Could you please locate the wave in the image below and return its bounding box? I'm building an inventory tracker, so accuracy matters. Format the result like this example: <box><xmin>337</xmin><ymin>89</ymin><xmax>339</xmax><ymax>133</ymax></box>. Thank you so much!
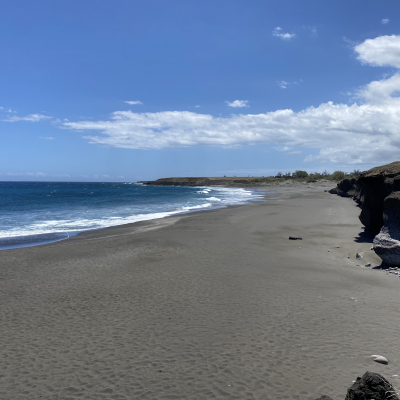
<box><xmin>206</xmin><ymin>197</ymin><xmax>222</xmax><ymax>202</ymax></box>
<box><xmin>0</xmin><ymin>184</ymin><xmax>264</xmax><ymax>250</ymax></box>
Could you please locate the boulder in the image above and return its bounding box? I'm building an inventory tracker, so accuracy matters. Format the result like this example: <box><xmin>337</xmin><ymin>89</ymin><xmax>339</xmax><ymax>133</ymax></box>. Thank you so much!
<box><xmin>345</xmin><ymin>371</ymin><xmax>398</xmax><ymax>400</ymax></box>
<box><xmin>373</xmin><ymin>192</ymin><xmax>400</xmax><ymax>265</ymax></box>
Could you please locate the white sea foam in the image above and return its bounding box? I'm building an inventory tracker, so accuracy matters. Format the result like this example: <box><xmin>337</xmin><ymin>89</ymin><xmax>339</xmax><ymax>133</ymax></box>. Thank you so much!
<box><xmin>206</xmin><ymin>197</ymin><xmax>222</xmax><ymax>202</ymax></box>
<box><xmin>0</xmin><ymin>184</ymin><xmax>264</xmax><ymax>248</ymax></box>
<box><xmin>180</xmin><ymin>203</ymin><xmax>213</xmax><ymax>211</ymax></box>
<box><xmin>197</xmin><ymin>189</ymin><xmax>211</xmax><ymax>194</ymax></box>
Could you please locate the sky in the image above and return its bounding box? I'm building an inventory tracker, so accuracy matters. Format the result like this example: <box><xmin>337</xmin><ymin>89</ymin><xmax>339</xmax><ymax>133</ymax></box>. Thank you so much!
<box><xmin>1</xmin><ymin>0</ymin><xmax>400</xmax><ymax>181</ymax></box>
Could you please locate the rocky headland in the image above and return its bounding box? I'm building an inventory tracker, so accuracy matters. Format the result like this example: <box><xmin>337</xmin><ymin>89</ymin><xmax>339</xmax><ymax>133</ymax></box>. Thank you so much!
<box><xmin>139</xmin><ymin>176</ymin><xmax>280</xmax><ymax>187</ymax></box>
<box><xmin>330</xmin><ymin>161</ymin><xmax>400</xmax><ymax>265</ymax></box>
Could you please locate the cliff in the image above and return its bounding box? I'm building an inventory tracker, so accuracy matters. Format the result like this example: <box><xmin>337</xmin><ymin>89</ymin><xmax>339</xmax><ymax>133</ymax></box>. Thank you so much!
<box><xmin>356</xmin><ymin>162</ymin><xmax>400</xmax><ymax>233</ymax></box>
<box><xmin>330</xmin><ymin>162</ymin><xmax>400</xmax><ymax>265</ymax></box>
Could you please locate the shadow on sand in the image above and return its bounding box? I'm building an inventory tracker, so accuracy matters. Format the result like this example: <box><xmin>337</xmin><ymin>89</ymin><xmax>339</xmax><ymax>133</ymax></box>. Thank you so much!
<box><xmin>354</xmin><ymin>228</ymin><xmax>376</xmax><ymax>244</ymax></box>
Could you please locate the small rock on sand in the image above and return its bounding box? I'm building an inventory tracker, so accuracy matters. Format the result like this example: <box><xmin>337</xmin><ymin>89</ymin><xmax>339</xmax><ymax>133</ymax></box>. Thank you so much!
<box><xmin>356</xmin><ymin>252</ymin><xmax>363</xmax><ymax>260</ymax></box>
<box><xmin>371</xmin><ymin>355</ymin><xmax>389</xmax><ymax>365</ymax></box>
<box><xmin>289</xmin><ymin>236</ymin><xmax>302</xmax><ymax>240</ymax></box>
<box><xmin>365</xmin><ymin>263</ymin><xmax>371</xmax><ymax>267</ymax></box>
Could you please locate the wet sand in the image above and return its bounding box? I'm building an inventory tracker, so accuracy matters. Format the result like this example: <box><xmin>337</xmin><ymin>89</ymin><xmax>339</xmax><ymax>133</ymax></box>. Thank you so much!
<box><xmin>1</xmin><ymin>184</ymin><xmax>399</xmax><ymax>400</ymax></box>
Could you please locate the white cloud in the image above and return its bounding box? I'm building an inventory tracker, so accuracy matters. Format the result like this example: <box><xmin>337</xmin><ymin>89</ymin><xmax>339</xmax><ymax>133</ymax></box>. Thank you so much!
<box><xmin>355</xmin><ymin>35</ymin><xmax>400</xmax><ymax>68</ymax></box>
<box><xmin>195</xmin><ymin>105</ymin><xmax>200</xmax><ymax>108</ymax></box>
<box><xmin>272</xmin><ymin>27</ymin><xmax>296</xmax><ymax>40</ymax></box>
<box><xmin>226</xmin><ymin>100</ymin><xmax>249</xmax><ymax>108</ymax></box>
<box><xmin>278</xmin><ymin>80</ymin><xmax>289</xmax><ymax>89</ymax></box>
<box><xmin>125</xmin><ymin>100</ymin><xmax>143</xmax><ymax>105</ymax></box>
<box><xmin>275</xmin><ymin>146</ymin><xmax>291</xmax><ymax>151</ymax></box>
<box><xmin>381</xmin><ymin>19</ymin><xmax>390</xmax><ymax>25</ymax></box>
<box><xmin>287</xmin><ymin>151</ymin><xmax>302</xmax><ymax>155</ymax></box>
<box><xmin>5</xmin><ymin>172</ymin><xmax>48</xmax><ymax>177</ymax></box>
<box><xmin>4</xmin><ymin>114</ymin><xmax>52</xmax><ymax>122</ymax></box>
<box><xmin>61</xmin><ymin>35</ymin><xmax>400</xmax><ymax>165</ymax></box>
<box><xmin>40</xmin><ymin>136</ymin><xmax>54</xmax><ymax>140</ymax></box>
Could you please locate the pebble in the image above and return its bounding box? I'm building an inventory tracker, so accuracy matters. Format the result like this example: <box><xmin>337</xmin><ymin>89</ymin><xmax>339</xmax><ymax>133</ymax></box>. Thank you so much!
<box><xmin>371</xmin><ymin>355</ymin><xmax>388</xmax><ymax>365</ymax></box>
<box><xmin>365</xmin><ymin>263</ymin><xmax>371</xmax><ymax>267</ymax></box>
<box><xmin>356</xmin><ymin>252</ymin><xmax>363</xmax><ymax>260</ymax></box>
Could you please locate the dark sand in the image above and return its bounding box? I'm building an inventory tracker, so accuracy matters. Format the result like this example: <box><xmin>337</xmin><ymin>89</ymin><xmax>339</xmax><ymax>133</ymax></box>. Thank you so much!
<box><xmin>1</xmin><ymin>184</ymin><xmax>399</xmax><ymax>400</ymax></box>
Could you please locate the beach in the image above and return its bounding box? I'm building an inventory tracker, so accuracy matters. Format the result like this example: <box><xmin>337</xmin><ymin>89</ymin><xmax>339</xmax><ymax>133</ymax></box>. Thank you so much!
<box><xmin>1</xmin><ymin>184</ymin><xmax>399</xmax><ymax>400</ymax></box>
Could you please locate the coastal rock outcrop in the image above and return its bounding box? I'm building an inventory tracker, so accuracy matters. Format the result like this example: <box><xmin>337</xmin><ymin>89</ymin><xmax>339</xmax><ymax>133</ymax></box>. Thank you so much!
<box><xmin>330</xmin><ymin>162</ymin><xmax>400</xmax><ymax>265</ymax></box>
<box><xmin>140</xmin><ymin>177</ymin><xmax>217</xmax><ymax>186</ymax></box>
<box><xmin>329</xmin><ymin>178</ymin><xmax>363</xmax><ymax>204</ymax></box>
<box><xmin>356</xmin><ymin>162</ymin><xmax>400</xmax><ymax>233</ymax></box>
<box><xmin>373</xmin><ymin>192</ymin><xmax>400</xmax><ymax>265</ymax></box>
<box><xmin>344</xmin><ymin>371</ymin><xmax>398</xmax><ymax>400</ymax></box>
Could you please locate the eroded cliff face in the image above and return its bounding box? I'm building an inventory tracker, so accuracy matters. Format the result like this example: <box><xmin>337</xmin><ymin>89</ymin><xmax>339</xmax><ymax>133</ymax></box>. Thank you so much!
<box><xmin>329</xmin><ymin>178</ymin><xmax>363</xmax><ymax>204</ymax></box>
<box><xmin>356</xmin><ymin>162</ymin><xmax>400</xmax><ymax>233</ymax></box>
<box><xmin>330</xmin><ymin>162</ymin><xmax>400</xmax><ymax>265</ymax></box>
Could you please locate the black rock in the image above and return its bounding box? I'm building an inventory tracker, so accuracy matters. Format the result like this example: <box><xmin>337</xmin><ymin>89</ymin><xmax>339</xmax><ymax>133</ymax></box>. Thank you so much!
<box><xmin>345</xmin><ymin>371</ymin><xmax>399</xmax><ymax>400</ymax></box>
<box><xmin>357</xmin><ymin>162</ymin><xmax>400</xmax><ymax>233</ymax></box>
<box><xmin>329</xmin><ymin>178</ymin><xmax>363</xmax><ymax>204</ymax></box>
<box><xmin>289</xmin><ymin>236</ymin><xmax>302</xmax><ymax>240</ymax></box>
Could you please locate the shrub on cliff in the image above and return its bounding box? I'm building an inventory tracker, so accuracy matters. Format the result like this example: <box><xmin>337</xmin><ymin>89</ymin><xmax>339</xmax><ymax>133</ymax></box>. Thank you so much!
<box><xmin>295</xmin><ymin>170</ymin><xmax>308</xmax><ymax>178</ymax></box>
<box><xmin>331</xmin><ymin>171</ymin><xmax>346</xmax><ymax>181</ymax></box>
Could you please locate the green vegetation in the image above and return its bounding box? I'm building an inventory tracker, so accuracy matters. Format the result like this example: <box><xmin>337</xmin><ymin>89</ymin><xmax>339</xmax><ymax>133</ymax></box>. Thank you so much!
<box><xmin>331</xmin><ymin>171</ymin><xmax>345</xmax><ymax>181</ymax></box>
<box><xmin>229</xmin><ymin>169</ymin><xmax>363</xmax><ymax>185</ymax></box>
<box><xmin>294</xmin><ymin>170</ymin><xmax>308</xmax><ymax>178</ymax></box>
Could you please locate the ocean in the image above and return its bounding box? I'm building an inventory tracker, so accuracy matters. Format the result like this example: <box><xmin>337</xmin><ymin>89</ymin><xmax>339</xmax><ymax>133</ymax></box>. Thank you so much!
<box><xmin>0</xmin><ymin>182</ymin><xmax>263</xmax><ymax>250</ymax></box>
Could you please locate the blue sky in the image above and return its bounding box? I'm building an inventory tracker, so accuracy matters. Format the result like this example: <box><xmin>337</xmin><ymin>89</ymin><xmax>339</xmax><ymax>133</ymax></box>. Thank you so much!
<box><xmin>1</xmin><ymin>0</ymin><xmax>400</xmax><ymax>181</ymax></box>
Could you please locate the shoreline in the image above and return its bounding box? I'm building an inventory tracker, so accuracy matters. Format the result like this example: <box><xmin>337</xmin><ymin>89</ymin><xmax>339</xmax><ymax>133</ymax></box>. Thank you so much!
<box><xmin>0</xmin><ymin>185</ymin><xmax>266</xmax><ymax>251</ymax></box>
<box><xmin>1</xmin><ymin>183</ymin><xmax>398</xmax><ymax>400</ymax></box>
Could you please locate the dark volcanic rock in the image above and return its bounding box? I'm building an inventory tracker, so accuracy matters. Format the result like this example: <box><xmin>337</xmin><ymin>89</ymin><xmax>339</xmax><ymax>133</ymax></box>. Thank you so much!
<box><xmin>356</xmin><ymin>162</ymin><xmax>400</xmax><ymax>233</ymax></box>
<box><xmin>373</xmin><ymin>191</ymin><xmax>400</xmax><ymax>265</ymax></box>
<box><xmin>329</xmin><ymin>178</ymin><xmax>363</xmax><ymax>204</ymax></box>
<box><xmin>345</xmin><ymin>371</ymin><xmax>398</xmax><ymax>400</ymax></box>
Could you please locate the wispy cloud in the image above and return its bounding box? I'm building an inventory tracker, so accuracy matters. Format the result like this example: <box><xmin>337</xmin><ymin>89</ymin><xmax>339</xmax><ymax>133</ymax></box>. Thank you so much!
<box><xmin>125</xmin><ymin>100</ymin><xmax>143</xmax><ymax>105</ymax></box>
<box><xmin>275</xmin><ymin>146</ymin><xmax>291</xmax><ymax>152</ymax></box>
<box><xmin>272</xmin><ymin>27</ymin><xmax>296</xmax><ymax>41</ymax></box>
<box><xmin>39</xmin><ymin>137</ymin><xmax>54</xmax><ymax>140</ymax></box>
<box><xmin>3</xmin><ymin>114</ymin><xmax>52</xmax><ymax>122</ymax></box>
<box><xmin>381</xmin><ymin>18</ymin><xmax>390</xmax><ymax>25</ymax></box>
<box><xmin>226</xmin><ymin>100</ymin><xmax>249</xmax><ymax>108</ymax></box>
<box><xmin>277</xmin><ymin>79</ymin><xmax>302</xmax><ymax>89</ymax></box>
<box><xmin>278</xmin><ymin>80</ymin><xmax>289</xmax><ymax>89</ymax></box>
<box><xmin>195</xmin><ymin>105</ymin><xmax>200</xmax><ymax>108</ymax></box>
<box><xmin>287</xmin><ymin>151</ymin><xmax>302</xmax><ymax>155</ymax></box>
<box><xmin>303</xmin><ymin>25</ymin><xmax>317</xmax><ymax>36</ymax></box>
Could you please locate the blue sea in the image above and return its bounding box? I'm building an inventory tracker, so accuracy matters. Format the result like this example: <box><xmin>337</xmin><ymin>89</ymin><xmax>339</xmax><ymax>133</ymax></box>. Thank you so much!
<box><xmin>0</xmin><ymin>182</ymin><xmax>263</xmax><ymax>250</ymax></box>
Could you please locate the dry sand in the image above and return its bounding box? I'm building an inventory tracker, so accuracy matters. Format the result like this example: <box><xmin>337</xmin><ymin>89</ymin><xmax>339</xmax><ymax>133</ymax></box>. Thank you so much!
<box><xmin>1</xmin><ymin>184</ymin><xmax>399</xmax><ymax>400</ymax></box>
